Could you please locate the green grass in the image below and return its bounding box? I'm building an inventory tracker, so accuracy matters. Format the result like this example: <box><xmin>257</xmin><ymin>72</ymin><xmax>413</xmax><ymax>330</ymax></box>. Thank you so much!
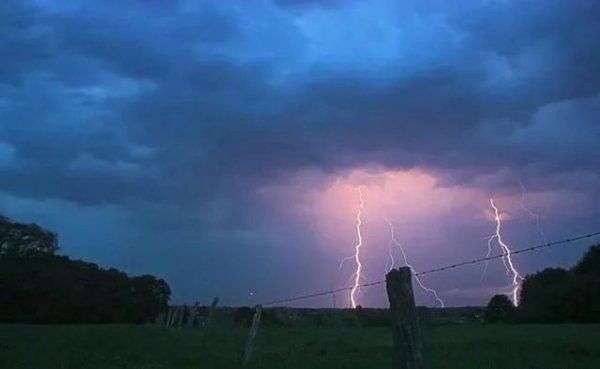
<box><xmin>1</xmin><ymin>324</ymin><xmax>599</xmax><ymax>368</ymax></box>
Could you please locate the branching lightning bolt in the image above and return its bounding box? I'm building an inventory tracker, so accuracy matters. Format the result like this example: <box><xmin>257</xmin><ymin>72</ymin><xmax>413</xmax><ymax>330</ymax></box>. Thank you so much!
<box><xmin>519</xmin><ymin>181</ymin><xmax>548</xmax><ymax>244</ymax></box>
<box><xmin>481</xmin><ymin>233</ymin><xmax>498</xmax><ymax>281</ymax></box>
<box><xmin>349</xmin><ymin>187</ymin><xmax>365</xmax><ymax>309</ymax></box>
<box><xmin>519</xmin><ymin>180</ymin><xmax>555</xmax><ymax>264</ymax></box>
<box><xmin>489</xmin><ymin>198</ymin><xmax>523</xmax><ymax>306</ymax></box>
<box><xmin>384</xmin><ymin>217</ymin><xmax>445</xmax><ymax>308</ymax></box>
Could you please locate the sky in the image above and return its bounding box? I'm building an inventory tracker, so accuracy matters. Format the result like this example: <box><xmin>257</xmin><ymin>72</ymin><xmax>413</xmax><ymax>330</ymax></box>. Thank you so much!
<box><xmin>1</xmin><ymin>0</ymin><xmax>599</xmax><ymax>308</ymax></box>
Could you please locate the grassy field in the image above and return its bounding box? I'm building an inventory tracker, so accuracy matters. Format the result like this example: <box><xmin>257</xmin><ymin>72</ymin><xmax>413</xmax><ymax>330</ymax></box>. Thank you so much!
<box><xmin>1</xmin><ymin>324</ymin><xmax>599</xmax><ymax>368</ymax></box>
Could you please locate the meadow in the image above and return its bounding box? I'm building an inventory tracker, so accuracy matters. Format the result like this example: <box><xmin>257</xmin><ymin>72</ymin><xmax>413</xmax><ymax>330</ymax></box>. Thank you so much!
<box><xmin>1</xmin><ymin>324</ymin><xmax>599</xmax><ymax>369</ymax></box>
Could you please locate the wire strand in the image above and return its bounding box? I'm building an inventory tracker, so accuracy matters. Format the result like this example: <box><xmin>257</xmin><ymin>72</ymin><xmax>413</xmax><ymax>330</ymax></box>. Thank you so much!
<box><xmin>261</xmin><ymin>231</ymin><xmax>600</xmax><ymax>306</ymax></box>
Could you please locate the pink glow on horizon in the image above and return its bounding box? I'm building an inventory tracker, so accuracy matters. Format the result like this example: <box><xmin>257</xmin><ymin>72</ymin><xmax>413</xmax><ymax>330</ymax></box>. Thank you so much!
<box><xmin>256</xmin><ymin>167</ymin><xmax>587</xmax><ymax>257</ymax></box>
<box><xmin>254</xmin><ymin>167</ymin><xmax>593</xmax><ymax>306</ymax></box>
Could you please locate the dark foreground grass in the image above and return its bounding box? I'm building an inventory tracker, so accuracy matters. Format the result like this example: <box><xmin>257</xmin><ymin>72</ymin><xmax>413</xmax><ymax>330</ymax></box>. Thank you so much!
<box><xmin>1</xmin><ymin>324</ymin><xmax>599</xmax><ymax>369</ymax></box>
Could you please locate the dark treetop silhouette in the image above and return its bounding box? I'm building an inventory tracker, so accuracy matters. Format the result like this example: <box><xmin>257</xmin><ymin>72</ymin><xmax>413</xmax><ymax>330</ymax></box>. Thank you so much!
<box><xmin>0</xmin><ymin>216</ymin><xmax>171</xmax><ymax>324</ymax></box>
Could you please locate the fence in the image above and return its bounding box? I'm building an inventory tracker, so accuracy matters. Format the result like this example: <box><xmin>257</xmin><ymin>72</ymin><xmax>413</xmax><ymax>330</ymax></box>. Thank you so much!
<box><xmin>161</xmin><ymin>231</ymin><xmax>600</xmax><ymax>368</ymax></box>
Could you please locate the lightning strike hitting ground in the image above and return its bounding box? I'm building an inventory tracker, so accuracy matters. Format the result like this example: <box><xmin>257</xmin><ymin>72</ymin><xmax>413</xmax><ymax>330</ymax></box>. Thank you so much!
<box><xmin>489</xmin><ymin>198</ymin><xmax>523</xmax><ymax>306</ymax></box>
<box><xmin>384</xmin><ymin>217</ymin><xmax>445</xmax><ymax>308</ymax></box>
<box><xmin>349</xmin><ymin>187</ymin><xmax>365</xmax><ymax>309</ymax></box>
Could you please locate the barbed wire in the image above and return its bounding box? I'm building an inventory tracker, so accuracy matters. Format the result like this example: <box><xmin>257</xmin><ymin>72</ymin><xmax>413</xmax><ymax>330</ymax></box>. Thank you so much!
<box><xmin>414</xmin><ymin>231</ymin><xmax>600</xmax><ymax>276</ymax></box>
<box><xmin>263</xmin><ymin>280</ymin><xmax>384</xmax><ymax>306</ymax></box>
<box><xmin>261</xmin><ymin>231</ymin><xmax>600</xmax><ymax>306</ymax></box>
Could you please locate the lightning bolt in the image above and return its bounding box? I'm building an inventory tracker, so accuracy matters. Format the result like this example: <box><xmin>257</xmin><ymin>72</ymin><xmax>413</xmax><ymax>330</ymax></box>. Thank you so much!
<box><xmin>386</xmin><ymin>222</ymin><xmax>396</xmax><ymax>273</ymax></box>
<box><xmin>384</xmin><ymin>217</ymin><xmax>445</xmax><ymax>308</ymax></box>
<box><xmin>349</xmin><ymin>187</ymin><xmax>365</xmax><ymax>309</ymax></box>
<box><xmin>338</xmin><ymin>255</ymin><xmax>355</xmax><ymax>272</ymax></box>
<box><xmin>519</xmin><ymin>181</ymin><xmax>548</xmax><ymax>244</ymax></box>
<box><xmin>519</xmin><ymin>180</ymin><xmax>555</xmax><ymax>265</ymax></box>
<box><xmin>481</xmin><ymin>233</ymin><xmax>498</xmax><ymax>281</ymax></box>
<box><xmin>489</xmin><ymin>198</ymin><xmax>523</xmax><ymax>306</ymax></box>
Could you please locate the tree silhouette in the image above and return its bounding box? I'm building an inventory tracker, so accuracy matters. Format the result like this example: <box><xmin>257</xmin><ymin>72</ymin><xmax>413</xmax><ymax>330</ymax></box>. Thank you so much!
<box><xmin>484</xmin><ymin>294</ymin><xmax>515</xmax><ymax>323</ymax></box>
<box><xmin>519</xmin><ymin>267</ymin><xmax>570</xmax><ymax>322</ymax></box>
<box><xmin>0</xmin><ymin>216</ymin><xmax>58</xmax><ymax>256</ymax></box>
<box><xmin>518</xmin><ymin>245</ymin><xmax>600</xmax><ymax>323</ymax></box>
<box><xmin>0</xmin><ymin>215</ymin><xmax>171</xmax><ymax>323</ymax></box>
<box><xmin>572</xmin><ymin>245</ymin><xmax>600</xmax><ymax>275</ymax></box>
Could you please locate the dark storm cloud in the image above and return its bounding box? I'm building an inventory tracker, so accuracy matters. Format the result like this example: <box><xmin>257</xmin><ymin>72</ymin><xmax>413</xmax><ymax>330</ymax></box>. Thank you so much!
<box><xmin>2</xmin><ymin>0</ymin><xmax>598</xmax><ymax>205</ymax></box>
<box><xmin>1</xmin><ymin>0</ymin><xmax>599</xmax><ymax>304</ymax></box>
<box><xmin>124</xmin><ymin>0</ymin><xmax>599</xmax><ymax>199</ymax></box>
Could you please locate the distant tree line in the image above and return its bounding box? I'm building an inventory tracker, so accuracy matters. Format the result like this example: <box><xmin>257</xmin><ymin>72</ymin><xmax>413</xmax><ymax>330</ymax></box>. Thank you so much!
<box><xmin>0</xmin><ymin>216</ymin><xmax>171</xmax><ymax>323</ymax></box>
<box><xmin>485</xmin><ymin>245</ymin><xmax>600</xmax><ymax>323</ymax></box>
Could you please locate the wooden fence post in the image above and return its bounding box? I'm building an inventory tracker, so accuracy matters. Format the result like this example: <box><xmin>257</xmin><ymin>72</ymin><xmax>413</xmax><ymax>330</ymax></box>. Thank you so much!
<box><xmin>242</xmin><ymin>304</ymin><xmax>262</xmax><ymax>367</ymax></box>
<box><xmin>155</xmin><ymin>311</ymin><xmax>166</xmax><ymax>326</ymax></box>
<box><xmin>187</xmin><ymin>302</ymin><xmax>199</xmax><ymax>328</ymax></box>
<box><xmin>177</xmin><ymin>306</ymin><xmax>186</xmax><ymax>328</ymax></box>
<box><xmin>166</xmin><ymin>307</ymin><xmax>174</xmax><ymax>328</ymax></box>
<box><xmin>169</xmin><ymin>306</ymin><xmax>180</xmax><ymax>328</ymax></box>
<box><xmin>386</xmin><ymin>267</ymin><xmax>423</xmax><ymax>369</ymax></box>
<box><xmin>206</xmin><ymin>296</ymin><xmax>219</xmax><ymax>327</ymax></box>
<box><xmin>168</xmin><ymin>307</ymin><xmax>175</xmax><ymax>328</ymax></box>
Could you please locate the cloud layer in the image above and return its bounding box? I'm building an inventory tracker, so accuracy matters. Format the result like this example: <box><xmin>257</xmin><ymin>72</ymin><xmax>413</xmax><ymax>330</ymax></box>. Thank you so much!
<box><xmin>1</xmin><ymin>0</ymin><xmax>599</xmax><ymax>306</ymax></box>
